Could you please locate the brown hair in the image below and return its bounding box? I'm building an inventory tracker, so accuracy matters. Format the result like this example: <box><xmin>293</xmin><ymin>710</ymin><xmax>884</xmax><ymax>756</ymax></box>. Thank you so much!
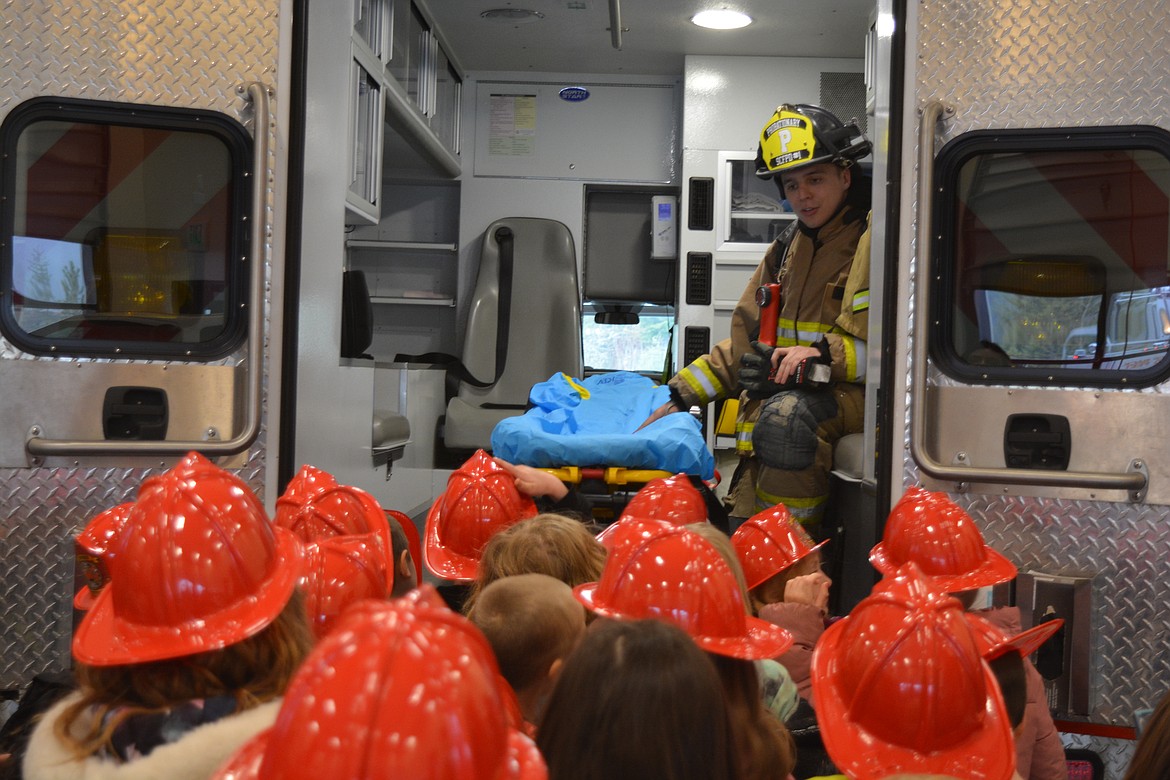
<box><xmin>537</xmin><ymin>618</ymin><xmax>739</xmax><ymax>780</ymax></box>
<box><xmin>1123</xmin><ymin>687</ymin><xmax>1170</xmax><ymax>780</ymax></box>
<box><xmin>987</xmin><ymin>652</ymin><xmax>1027</xmax><ymax>729</ymax></box>
<box><xmin>683</xmin><ymin>523</ymin><xmax>797</xmax><ymax>777</ymax></box>
<box><xmin>709</xmin><ymin>653</ymin><xmax>797</xmax><ymax>780</ymax></box>
<box><xmin>463</xmin><ymin>513</ymin><xmax>606</xmax><ymax>615</ymax></box>
<box><xmin>57</xmin><ymin>590</ymin><xmax>313</xmax><ymax>758</ymax></box>
<box><xmin>468</xmin><ymin>573</ymin><xmax>584</xmax><ymax>693</ymax></box>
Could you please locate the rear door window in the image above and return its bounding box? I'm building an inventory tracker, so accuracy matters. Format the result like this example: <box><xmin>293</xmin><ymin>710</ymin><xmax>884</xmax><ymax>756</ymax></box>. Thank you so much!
<box><xmin>932</xmin><ymin>127</ymin><xmax>1170</xmax><ymax>386</ymax></box>
<box><xmin>0</xmin><ymin>97</ymin><xmax>252</xmax><ymax>359</ymax></box>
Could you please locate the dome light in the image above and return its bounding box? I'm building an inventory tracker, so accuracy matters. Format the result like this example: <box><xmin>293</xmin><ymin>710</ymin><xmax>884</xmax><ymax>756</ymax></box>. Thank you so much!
<box><xmin>691</xmin><ymin>9</ymin><xmax>753</xmax><ymax>29</ymax></box>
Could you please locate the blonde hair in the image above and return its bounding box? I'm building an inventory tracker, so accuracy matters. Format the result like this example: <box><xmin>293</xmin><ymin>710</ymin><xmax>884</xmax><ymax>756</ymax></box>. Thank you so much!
<box><xmin>463</xmin><ymin>513</ymin><xmax>606</xmax><ymax>614</ymax></box>
<box><xmin>685</xmin><ymin>523</ymin><xmax>752</xmax><ymax>610</ymax></box>
<box><xmin>58</xmin><ymin>590</ymin><xmax>313</xmax><ymax>758</ymax></box>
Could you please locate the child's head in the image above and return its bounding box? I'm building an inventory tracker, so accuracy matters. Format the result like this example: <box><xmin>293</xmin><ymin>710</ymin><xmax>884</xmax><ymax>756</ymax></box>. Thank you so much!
<box><xmin>870</xmin><ymin>486</ymin><xmax>1016</xmax><ymax>595</ymax></box>
<box><xmin>575</xmin><ymin>524</ymin><xmax>792</xmax><ymax>661</ymax></box>
<box><xmin>385</xmin><ymin>509</ymin><xmax>418</xmax><ymax>598</ymax></box>
<box><xmin>300</xmin><ymin>533</ymin><xmax>390</xmax><ymax>640</ymax></box>
<box><xmin>273</xmin><ymin>463</ymin><xmax>339</xmax><ymax>527</ymax></box>
<box><xmin>424</xmin><ymin>449</ymin><xmax>538</xmax><ymax>582</ymax></box>
<box><xmin>537</xmin><ymin>618</ymin><xmax>739</xmax><ymax>780</ymax></box>
<box><xmin>685</xmin><ymin>522</ymin><xmax>753</xmax><ymax>608</ymax></box>
<box><xmin>65</xmin><ymin>453</ymin><xmax>312</xmax><ymax>757</ymax></box>
<box><xmin>468</xmin><ymin>573</ymin><xmax>586</xmax><ymax>725</ymax></box>
<box><xmin>619</xmin><ymin>473</ymin><xmax>710</xmax><ymax>526</ymax></box>
<box><xmin>682</xmin><ymin>522</ymin><xmax>797</xmax><ymax>780</ymax></box>
<box><xmin>967</xmin><ymin>615</ymin><xmax>1064</xmax><ymax>734</ymax></box>
<box><xmin>732</xmin><ymin>504</ymin><xmax>828</xmax><ymax>610</ymax></box>
<box><xmin>73</xmin><ymin>502</ymin><xmax>134</xmax><ymax>611</ymax></box>
<box><xmin>811</xmin><ymin>562</ymin><xmax>1016</xmax><ymax>780</ymax></box>
<box><xmin>464</xmin><ymin>512</ymin><xmax>606</xmax><ymax>614</ymax></box>
<box><xmin>213</xmin><ymin>587</ymin><xmax>546</xmax><ymax>780</ymax></box>
<box><xmin>1123</xmin><ymin>686</ymin><xmax>1170</xmax><ymax>780</ymax></box>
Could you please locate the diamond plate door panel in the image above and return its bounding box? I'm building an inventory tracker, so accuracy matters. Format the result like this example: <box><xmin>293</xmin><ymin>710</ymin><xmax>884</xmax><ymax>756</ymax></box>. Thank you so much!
<box><xmin>901</xmin><ymin>0</ymin><xmax>1170</xmax><ymax>739</ymax></box>
<box><xmin>0</xmin><ymin>0</ymin><xmax>280</xmax><ymax>689</ymax></box>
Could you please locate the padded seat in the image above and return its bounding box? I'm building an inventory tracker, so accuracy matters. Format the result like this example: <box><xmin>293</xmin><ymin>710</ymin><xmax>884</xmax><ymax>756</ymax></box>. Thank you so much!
<box><xmin>443</xmin><ymin>217</ymin><xmax>583</xmax><ymax>451</ymax></box>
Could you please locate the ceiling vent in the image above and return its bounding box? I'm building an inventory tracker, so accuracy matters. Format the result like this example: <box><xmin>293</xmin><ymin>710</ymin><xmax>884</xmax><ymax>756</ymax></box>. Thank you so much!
<box><xmin>480</xmin><ymin>9</ymin><xmax>545</xmax><ymax>23</ymax></box>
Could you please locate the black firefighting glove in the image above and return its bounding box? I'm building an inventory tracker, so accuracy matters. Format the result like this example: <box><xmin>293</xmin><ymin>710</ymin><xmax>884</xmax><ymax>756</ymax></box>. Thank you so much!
<box><xmin>739</xmin><ymin>340</ymin><xmax>783</xmax><ymax>400</ymax></box>
<box><xmin>741</xmin><ymin>339</ymin><xmax>833</xmax><ymax>399</ymax></box>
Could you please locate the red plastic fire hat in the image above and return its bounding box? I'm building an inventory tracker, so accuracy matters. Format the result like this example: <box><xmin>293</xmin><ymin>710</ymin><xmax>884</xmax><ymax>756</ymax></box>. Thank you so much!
<box><xmin>810</xmin><ymin>562</ymin><xmax>1016</xmax><ymax>780</ymax></box>
<box><xmin>966</xmin><ymin>613</ymin><xmax>1065</xmax><ymax>662</ymax></box>
<box><xmin>424</xmin><ymin>449</ymin><xmax>537</xmax><ymax>581</ymax></box>
<box><xmin>870</xmin><ymin>486</ymin><xmax>1017</xmax><ymax>592</ymax></box>
<box><xmin>594</xmin><ymin>514</ymin><xmax>677</xmax><ymax>551</ymax></box>
<box><xmin>300</xmin><ymin>532</ymin><xmax>391</xmax><ymax>640</ymax></box>
<box><xmin>212</xmin><ymin>586</ymin><xmax>546</xmax><ymax>780</ymax></box>
<box><xmin>731</xmin><ymin>503</ymin><xmax>828</xmax><ymax>590</ymax></box>
<box><xmin>276</xmin><ymin>483</ymin><xmax>394</xmax><ymax>591</ymax></box>
<box><xmin>73</xmin><ymin>502</ymin><xmax>134</xmax><ymax>611</ymax></box>
<box><xmin>575</xmin><ymin>524</ymin><xmax>793</xmax><ymax>660</ymax></box>
<box><xmin>73</xmin><ymin>452</ymin><xmax>303</xmax><ymax>666</ymax></box>
<box><xmin>273</xmin><ymin>464</ymin><xmax>339</xmax><ymax>527</ymax></box>
<box><xmin>618</xmin><ymin>473</ymin><xmax>709</xmax><ymax>525</ymax></box>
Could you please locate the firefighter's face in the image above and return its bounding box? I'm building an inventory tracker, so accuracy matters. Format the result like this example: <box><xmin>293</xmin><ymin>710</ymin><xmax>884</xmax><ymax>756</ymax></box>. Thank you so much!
<box><xmin>780</xmin><ymin>163</ymin><xmax>851</xmax><ymax>230</ymax></box>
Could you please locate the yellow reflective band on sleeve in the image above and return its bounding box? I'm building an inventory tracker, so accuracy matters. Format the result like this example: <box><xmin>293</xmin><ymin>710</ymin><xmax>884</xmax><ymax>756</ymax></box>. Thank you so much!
<box><xmin>781</xmin><ymin>318</ymin><xmax>834</xmax><ymax>346</ymax></box>
<box><xmin>735</xmin><ymin>422</ymin><xmax>754</xmax><ymax>453</ymax></box>
<box><xmin>851</xmin><ymin>289</ymin><xmax>870</xmax><ymax>313</ymax></box>
<box><xmin>560</xmin><ymin>373</ymin><xmax>591</xmax><ymax>399</ymax></box>
<box><xmin>842</xmin><ymin>336</ymin><xmax>866</xmax><ymax>381</ymax></box>
<box><xmin>679</xmin><ymin>360</ymin><xmax>725</xmax><ymax>405</ymax></box>
<box><xmin>753</xmin><ymin>488</ymin><xmax>828</xmax><ymax>524</ymax></box>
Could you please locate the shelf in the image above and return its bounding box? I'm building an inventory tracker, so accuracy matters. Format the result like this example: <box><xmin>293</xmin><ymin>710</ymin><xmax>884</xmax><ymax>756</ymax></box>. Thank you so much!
<box><xmin>371</xmin><ymin>295</ymin><xmax>455</xmax><ymax>306</ymax></box>
<box><xmin>346</xmin><ymin>239</ymin><xmax>457</xmax><ymax>251</ymax></box>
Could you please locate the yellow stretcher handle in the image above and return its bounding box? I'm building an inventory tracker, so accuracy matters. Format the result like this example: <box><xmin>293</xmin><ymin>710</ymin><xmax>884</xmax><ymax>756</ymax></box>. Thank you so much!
<box><xmin>539</xmin><ymin>466</ymin><xmax>674</xmax><ymax>486</ymax></box>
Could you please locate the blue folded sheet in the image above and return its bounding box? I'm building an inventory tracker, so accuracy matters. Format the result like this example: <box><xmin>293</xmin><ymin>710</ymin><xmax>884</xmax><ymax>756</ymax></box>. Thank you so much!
<box><xmin>490</xmin><ymin>372</ymin><xmax>716</xmax><ymax>480</ymax></box>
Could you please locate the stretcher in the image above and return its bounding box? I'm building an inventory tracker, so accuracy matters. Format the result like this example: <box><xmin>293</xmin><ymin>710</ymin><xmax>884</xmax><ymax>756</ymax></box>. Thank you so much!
<box><xmin>490</xmin><ymin>371</ymin><xmax>718</xmax><ymax>521</ymax></box>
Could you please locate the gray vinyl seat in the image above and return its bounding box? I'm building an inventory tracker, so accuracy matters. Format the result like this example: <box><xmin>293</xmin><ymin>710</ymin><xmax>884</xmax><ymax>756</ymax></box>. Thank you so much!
<box><xmin>443</xmin><ymin>217</ymin><xmax>583</xmax><ymax>451</ymax></box>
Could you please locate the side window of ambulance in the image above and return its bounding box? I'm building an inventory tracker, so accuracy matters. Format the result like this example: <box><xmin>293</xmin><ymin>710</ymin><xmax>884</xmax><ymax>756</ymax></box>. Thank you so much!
<box><xmin>932</xmin><ymin>127</ymin><xmax>1170</xmax><ymax>386</ymax></box>
<box><xmin>0</xmin><ymin>97</ymin><xmax>251</xmax><ymax>359</ymax></box>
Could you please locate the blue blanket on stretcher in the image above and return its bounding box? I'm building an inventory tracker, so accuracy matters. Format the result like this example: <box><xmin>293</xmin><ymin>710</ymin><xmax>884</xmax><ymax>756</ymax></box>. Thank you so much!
<box><xmin>490</xmin><ymin>372</ymin><xmax>715</xmax><ymax>480</ymax></box>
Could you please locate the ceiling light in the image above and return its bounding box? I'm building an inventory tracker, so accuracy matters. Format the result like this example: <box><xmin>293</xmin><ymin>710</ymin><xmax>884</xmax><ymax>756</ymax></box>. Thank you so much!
<box><xmin>480</xmin><ymin>8</ymin><xmax>545</xmax><ymax>23</ymax></box>
<box><xmin>691</xmin><ymin>9</ymin><xmax>752</xmax><ymax>29</ymax></box>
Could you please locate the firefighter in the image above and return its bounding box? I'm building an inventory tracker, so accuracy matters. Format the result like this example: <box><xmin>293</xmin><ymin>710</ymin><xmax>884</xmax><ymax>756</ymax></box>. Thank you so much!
<box><xmin>643</xmin><ymin>103</ymin><xmax>872</xmax><ymax>533</ymax></box>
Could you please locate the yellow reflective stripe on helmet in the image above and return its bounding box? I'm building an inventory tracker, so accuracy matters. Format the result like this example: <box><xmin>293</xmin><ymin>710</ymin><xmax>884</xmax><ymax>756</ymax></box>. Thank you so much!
<box><xmin>735</xmin><ymin>422</ymin><xmax>754</xmax><ymax>453</ymax></box>
<box><xmin>753</xmin><ymin>488</ymin><xmax>828</xmax><ymax>524</ymax></box>
<box><xmin>851</xmin><ymin>289</ymin><xmax>870</xmax><ymax>313</ymax></box>
<box><xmin>678</xmin><ymin>360</ymin><xmax>726</xmax><ymax>405</ymax></box>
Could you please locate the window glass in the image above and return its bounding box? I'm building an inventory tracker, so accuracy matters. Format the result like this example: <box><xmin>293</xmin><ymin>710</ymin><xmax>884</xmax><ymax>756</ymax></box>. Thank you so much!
<box><xmin>582</xmin><ymin>304</ymin><xmax>673</xmax><ymax>375</ymax></box>
<box><xmin>1</xmin><ymin>98</ymin><xmax>251</xmax><ymax>358</ymax></box>
<box><xmin>933</xmin><ymin>129</ymin><xmax>1170</xmax><ymax>384</ymax></box>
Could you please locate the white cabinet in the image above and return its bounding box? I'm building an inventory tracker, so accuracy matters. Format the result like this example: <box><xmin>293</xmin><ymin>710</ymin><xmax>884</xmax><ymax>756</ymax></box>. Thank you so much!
<box><xmin>347</xmin><ymin>0</ymin><xmax>463</xmax><ymax>223</ymax></box>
